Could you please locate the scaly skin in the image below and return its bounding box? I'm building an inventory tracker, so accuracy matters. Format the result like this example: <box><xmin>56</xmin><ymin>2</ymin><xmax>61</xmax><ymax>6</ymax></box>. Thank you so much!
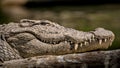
<box><xmin>0</xmin><ymin>19</ymin><xmax>115</xmax><ymax>62</ymax></box>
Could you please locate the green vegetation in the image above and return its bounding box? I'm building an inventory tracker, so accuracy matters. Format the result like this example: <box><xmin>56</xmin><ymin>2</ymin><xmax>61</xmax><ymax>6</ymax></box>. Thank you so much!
<box><xmin>0</xmin><ymin>4</ymin><xmax>120</xmax><ymax>49</ymax></box>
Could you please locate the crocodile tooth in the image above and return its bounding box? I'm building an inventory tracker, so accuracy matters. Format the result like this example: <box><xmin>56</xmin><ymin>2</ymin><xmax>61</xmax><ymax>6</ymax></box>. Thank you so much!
<box><xmin>75</xmin><ymin>44</ymin><xmax>78</xmax><ymax>50</ymax></box>
<box><xmin>99</xmin><ymin>39</ymin><xmax>102</xmax><ymax>45</ymax></box>
<box><xmin>80</xmin><ymin>43</ymin><xmax>83</xmax><ymax>47</ymax></box>
<box><xmin>65</xmin><ymin>41</ymin><xmax>67</xmax><ymax>43</ymax></box>
<box><xmin>84</xmin><ymin>41</ymin><xmax>87</xmax><ymax>45</ymax></box>
<box><xmin>92</xmin><ymin>35</ymin><xmax>94</xmax><ymax>39</ymax></box>
<box><xmin>70</xmin><ymin>41</ymin><xmax>73</xmax><ymax>44</ymax></box>
<box><xmin>104</xmin><ymin>39</ymin><xmax>107</xmax><ymax>42</ymax></box>
<box><xmin>53</xmin><ymin>42</ymin><xmax>56</xmax><ymax>44</ymax></box>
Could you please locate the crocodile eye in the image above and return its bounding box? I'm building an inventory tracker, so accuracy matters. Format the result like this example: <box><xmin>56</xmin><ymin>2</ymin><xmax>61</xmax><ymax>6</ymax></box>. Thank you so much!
<box><xmin>20</xmin><ymin>19</ymin><xmax>30</xmax><ymax>23</ymax></box>
<box><xmin>20</xmin><ymin>19</ymin><xmax>36</xmax><ymax>23</ymax></box>
<box><xmin>40</xmin><ymin>21</ymin><xmax>50</xmax><ymax>25</ymax></box>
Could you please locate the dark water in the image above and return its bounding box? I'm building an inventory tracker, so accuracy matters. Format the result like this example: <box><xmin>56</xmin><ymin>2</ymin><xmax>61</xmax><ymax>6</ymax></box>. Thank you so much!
<box><xmin>0</xmin><ymin>4</ymin><xmax>120</xmax><ymax>50</ymax></box>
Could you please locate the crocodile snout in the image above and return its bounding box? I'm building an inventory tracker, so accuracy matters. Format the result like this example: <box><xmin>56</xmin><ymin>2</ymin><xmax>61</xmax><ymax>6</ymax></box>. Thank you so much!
<box><xmin>91</xmin><ymin>28</ymin><xmax>115</xmax><ymax>44</ymax></box>
<box><xmin>64</xmin><ymin>27</ymin><xmax>115</xmax><ymax>52</ymax></box>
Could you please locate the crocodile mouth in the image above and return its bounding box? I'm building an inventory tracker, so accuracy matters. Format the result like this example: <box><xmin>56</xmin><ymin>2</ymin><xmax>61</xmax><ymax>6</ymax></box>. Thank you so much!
<box><xmin>35</xmin><ymin>28</ymin><xmax>115</xmax><ymax>53</ymax></box>
<box><xmin>38</xmin><ymin>28</ymin><xmax>115</xmax><ymax>51</ymax></box>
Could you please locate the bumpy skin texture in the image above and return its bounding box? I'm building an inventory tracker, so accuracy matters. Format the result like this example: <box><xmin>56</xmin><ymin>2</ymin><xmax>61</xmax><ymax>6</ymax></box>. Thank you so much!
<box><xmin>0</xmin><ymin>19</ymin><xmax>115</xmax><ymax>62</ymax></box>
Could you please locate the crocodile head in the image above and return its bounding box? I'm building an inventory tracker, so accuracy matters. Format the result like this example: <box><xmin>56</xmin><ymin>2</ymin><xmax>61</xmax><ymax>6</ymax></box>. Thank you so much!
<box><xmin>4</xmin><ymin>19</ymin><xmax>115</xmax><ymax>57</ymax></box>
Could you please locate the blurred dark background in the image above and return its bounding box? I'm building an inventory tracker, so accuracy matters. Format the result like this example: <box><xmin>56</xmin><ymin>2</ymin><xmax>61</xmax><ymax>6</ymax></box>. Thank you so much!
<box><xmin>0</xmin><ymin>0</ymin><xmax>120</xmax><ymax>50</ymax></box>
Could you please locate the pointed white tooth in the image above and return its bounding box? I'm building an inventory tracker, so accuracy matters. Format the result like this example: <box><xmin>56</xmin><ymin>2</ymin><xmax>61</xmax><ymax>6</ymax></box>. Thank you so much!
<box><xmin>99</xmin><ymin>39</ymin><xmax>102</xmax><ymax>45</ymax></box>
<box><xmin>80</xmin><ymin>43</ymin><xmax>83</xmax><ymax>47</ymax></box>
<box><xmin>75</xmin><ymin>44</ymin><xmax>78</xmax><ymax>50</ymax></box>
<box><xmin>71</xmin><ymin>42</ymin><xmax>73</xmax><ymax>44</ymax></box>
<box><xmin>65</xmin><ymin>41</ymin><xmax>67</xmax><ymax>43</ymax></box>
<box><xmin>105</xmin><ymin>39</ymin><xmax>107</xmax><ymax>42</ymax></box>
<box><xmin>53</xmin><ymin>42</ymin><xmax>56</xmax><ymax>44</ymax></box>
<box><xmin>84</xmin><ymin>41</ymin><xmax>87</xmax><ymax>45</ymax></box>
<box><xmin>92</xmin><ymin>35</ymin><xmax>94</xmax><ymax>39</ymax></box>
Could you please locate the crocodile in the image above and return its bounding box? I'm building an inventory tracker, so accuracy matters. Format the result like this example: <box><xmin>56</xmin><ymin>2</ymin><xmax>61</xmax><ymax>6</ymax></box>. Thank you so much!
<box><xmin>0</xmin><ymin>19</ymin><xmax>115</xmax><ymax>62</ymax></box>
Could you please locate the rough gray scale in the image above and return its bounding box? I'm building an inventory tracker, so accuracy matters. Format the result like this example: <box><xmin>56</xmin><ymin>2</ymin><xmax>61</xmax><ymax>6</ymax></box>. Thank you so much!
<box><xmin>0</xmin><ymin>19</ymin><xmax>115</xmax><ymax>62</ymax></box>
<box><xmin>0</xmin><ymin>34</ymin><xmax>22</xmax><ymax>62</ymax></box>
